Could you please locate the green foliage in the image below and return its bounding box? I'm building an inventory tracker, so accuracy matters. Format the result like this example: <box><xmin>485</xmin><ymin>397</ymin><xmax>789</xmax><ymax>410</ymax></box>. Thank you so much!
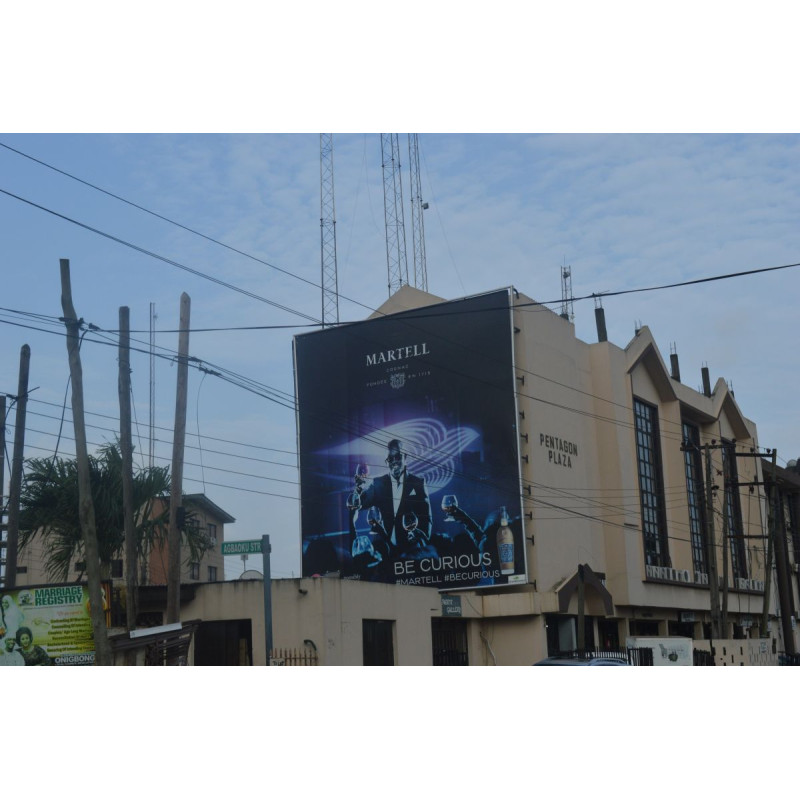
<box><xmin>19</xmin><ymin>441</ymin><xmax>209</xmax><ymax>582</ymax></box>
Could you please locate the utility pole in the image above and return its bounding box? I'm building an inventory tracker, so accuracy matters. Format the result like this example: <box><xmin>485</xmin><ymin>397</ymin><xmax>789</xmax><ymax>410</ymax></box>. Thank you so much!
<box><xmin>4</xmin><ymin>344</ymin><xmax>30</xmax><ymax>590</ymax></box>
<box><xmin>166</xmin><ymin>293</ymin><xmax>190</xmax><ymax>624</ymax></box>
<box><xmin>760</xmin><ymin>449</ymin><xmax>778</xmax><ymax>638</ymax></box>
<box><xmin>0</xmin><ymin>395</ymin><xmax>6</xmax><ymax>587</ymax></box>
<box><xmin>576</xmin><ymin>564</ymin><xmax>585</xmax><ymax>656</ymax></box>
<box><xmin>60</xmin><ymin>259</ymin><xmax>112</xmax><ymax>665</ymax></box>
<box><xmin>118</xmin><ymin>306</ymin><xmax>138</xmax><ymax>632</ymax></box>
<box><xmin>720</xmin><ymin>460</ymin><xmax>730</xmax><ymax>637</ymax></box>
<box><xmin>702</xmin><ymin>444</ymin><xmax>722</xmax><ymax>639</ymax></box>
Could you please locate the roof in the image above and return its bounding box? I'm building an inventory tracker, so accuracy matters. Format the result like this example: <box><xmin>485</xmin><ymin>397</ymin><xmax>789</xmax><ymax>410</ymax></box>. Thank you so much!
<box><xmin>183</xmin><ymin>493</ymin><xmax>236</xmax><ymax>523</ymax></box>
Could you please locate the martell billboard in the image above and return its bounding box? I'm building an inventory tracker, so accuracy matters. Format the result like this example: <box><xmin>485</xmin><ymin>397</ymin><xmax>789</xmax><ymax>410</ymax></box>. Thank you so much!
<box><xmin>294</xmin><ymin>289</ymin><xmax>526</xmax><ymax>590</ymax></box>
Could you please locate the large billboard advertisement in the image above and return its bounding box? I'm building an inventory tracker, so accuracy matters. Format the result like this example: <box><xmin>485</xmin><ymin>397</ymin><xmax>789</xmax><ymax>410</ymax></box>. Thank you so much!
<box><xmin>0</xmin><ymin>583</ymin><xmax>109</xmax><ymax>666</ymax></box>
<box><xmin>295</xmin><ymin>289</ymin><xmax>526</xmax><ymax>590</ymax></box>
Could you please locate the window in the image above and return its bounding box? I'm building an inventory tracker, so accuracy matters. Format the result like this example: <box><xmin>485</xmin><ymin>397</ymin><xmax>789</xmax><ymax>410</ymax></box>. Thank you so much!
<box><xmin>682</xmin><ymin>422</ymin><xmax>707</xmax><ymax>575</ymax></box>
<box><xmin>362</xmin><ymin>619</ymin><xmax>395</xmax><ymax>665</ymax></box>
<box><xmin>634</xmin><ymin>398</ymin><xmax>669</xmax><ymax>567</ymax></box>
<box><xmin>190</xmin><ymin>562</ymin><xmax>200</xmax><ymax>580</ymax></box>
<box><xmin>722</xmin><ymin>441</ymin><xmax>747</xmax><ymax>580</ymax></box>
<box><xmin>207</xmin><ymin>523</ymin><xmax>217</xmax><ymax>545</ymax></box>
<box><xmin>208</xmin><ymin>566</ymin><xmax>218</xmax><ymax>582</ymax></box>
<box><xmin>111</xmin><ymin>559</ymin><xmax>124</xmax><ymax>579</ymax></box>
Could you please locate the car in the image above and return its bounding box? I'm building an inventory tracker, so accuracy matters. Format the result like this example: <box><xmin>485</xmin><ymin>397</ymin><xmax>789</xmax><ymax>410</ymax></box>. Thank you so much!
<box><xmin>533</xmin><ymin>656</ymin><xmax>630</xmax><ymax>666</ymax></box>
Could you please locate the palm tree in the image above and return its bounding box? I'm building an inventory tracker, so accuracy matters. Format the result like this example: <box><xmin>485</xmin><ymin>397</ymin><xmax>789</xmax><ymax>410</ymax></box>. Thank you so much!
<box><xmin>18</xmin><ymin>442</ymin><xmax>209</xmax><ymax>584</ymax></box>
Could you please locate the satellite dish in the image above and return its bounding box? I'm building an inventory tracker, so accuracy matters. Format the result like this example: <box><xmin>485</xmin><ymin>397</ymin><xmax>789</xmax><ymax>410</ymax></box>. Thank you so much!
<box><xmin>239</xmin><ymin>569</ymin><xmax>263</xmax><ymax>580</ymax></box>
<box><xmin>787</xmin><ymin>459</ymin><xmax>798</xmax><ymax>469</ymax></box>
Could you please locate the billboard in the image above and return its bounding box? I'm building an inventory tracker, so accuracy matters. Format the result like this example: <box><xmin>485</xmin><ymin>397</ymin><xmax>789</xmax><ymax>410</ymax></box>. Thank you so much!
<box><xmin>295</xmin><ymin>289</ymin><xmax>526</xmax><ymax>590</ymax></box>
<box><xmin>0</xmin><ymin>583</ymin><xmax>110</xmax><ymax>666</ymax></box>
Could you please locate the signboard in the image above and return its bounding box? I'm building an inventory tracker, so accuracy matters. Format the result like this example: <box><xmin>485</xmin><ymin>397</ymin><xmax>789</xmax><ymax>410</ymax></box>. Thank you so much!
<box><xmin>0</xmin><ymin>582</ymin><xmax>110</xmax><ymax>666</ymax></box>
<box><xmin>221</xmin><ymin>540</ymin><xmax>263</xmax><ymax>555</ymax></box>
<box><xmin>294</xmin><ymin>289</ymin><xmax>526</xmax><ymax>590</ymax></box>
<box><xmin>441</xmin><ymin>596</ymin><xmax>462</xmax><ymax>617</ymax></box>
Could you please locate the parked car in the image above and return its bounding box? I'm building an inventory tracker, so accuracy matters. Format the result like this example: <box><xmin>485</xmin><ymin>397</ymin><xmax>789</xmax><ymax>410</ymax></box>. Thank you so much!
<box><xmin>533</xmin><ymin>656</ymin><xmax>630</xmax><ymax>666</ymax></box>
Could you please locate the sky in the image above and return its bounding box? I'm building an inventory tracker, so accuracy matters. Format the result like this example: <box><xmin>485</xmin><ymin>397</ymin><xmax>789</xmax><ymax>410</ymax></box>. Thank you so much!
<box><xmin>3</xmin><ymin>131</ymin><xmax>800</xmax><ymax>583</ymax></box>
<box><xmin>5</xmin><ymin>1</ymin><xmax>800</xmax><ymax>791</ymax></box>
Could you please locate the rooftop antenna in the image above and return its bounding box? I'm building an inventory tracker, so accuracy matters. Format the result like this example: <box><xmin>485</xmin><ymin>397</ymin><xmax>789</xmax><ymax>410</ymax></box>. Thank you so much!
<box><xmin>408</xmin><ymin>133</ymin><xmax>428</xmax><ymax>292</ymax></box>
<box><xmin>381</xmin><ymin>133</ymin><xmax>409</xmax><ymax>296</ymax></box>
<box><xmin>560</xmin><ymin>261</ymin><xmax>574</xmax><ymax>322</ymax></box>
<box><xmin>320</xmin><ymin>134</ymin><xmax>339</xmax><ymax>326</ymax></box>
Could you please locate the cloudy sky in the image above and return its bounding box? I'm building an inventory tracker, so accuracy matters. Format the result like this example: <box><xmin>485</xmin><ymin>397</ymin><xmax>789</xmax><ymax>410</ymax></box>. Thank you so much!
<box><xmin>3</xmin><ymin>131</ymin><xmax>799</xmax><ymax>581</ymax></box>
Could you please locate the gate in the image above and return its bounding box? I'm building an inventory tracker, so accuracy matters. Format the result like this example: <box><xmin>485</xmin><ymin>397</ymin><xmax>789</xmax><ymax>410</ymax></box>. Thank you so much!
<box><xmin>432</xmin><ymin>618</ymin><xmax>468</xmax><ymax>665</ymax></box>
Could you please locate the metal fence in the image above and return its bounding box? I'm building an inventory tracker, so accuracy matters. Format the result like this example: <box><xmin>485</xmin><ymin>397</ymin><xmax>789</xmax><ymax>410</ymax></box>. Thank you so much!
<box><xmin>552</xmin><ymin>648</ymin><xmax>654</xmax><ymax>665</ymax></box>
<box><xmin>269</xmin><ymin>647</ymin><xmax>319</xmax><ymax>666</ymax></box>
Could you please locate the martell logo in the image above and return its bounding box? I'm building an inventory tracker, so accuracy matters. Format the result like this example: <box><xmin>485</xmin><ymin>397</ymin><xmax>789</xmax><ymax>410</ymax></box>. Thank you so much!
<box><xmin>366</xmin><ymin>343</ymin><xmax>430</xmax><ymax>366</ymax></box>
<box><xmin>390</xmin><ymin>373</ymin><xmax>406</xmax><ymax>389</ymax></box>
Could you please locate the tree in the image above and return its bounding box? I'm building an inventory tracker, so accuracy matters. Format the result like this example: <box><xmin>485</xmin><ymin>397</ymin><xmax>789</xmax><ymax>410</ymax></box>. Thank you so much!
<box><xmin>18</xmin><ymin>442</ymin><xmax>209</xmax><ymax>585</ymax></box>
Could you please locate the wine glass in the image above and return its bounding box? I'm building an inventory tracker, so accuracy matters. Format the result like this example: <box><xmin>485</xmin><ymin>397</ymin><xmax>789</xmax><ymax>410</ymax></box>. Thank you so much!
<box><xmin>442</xmin><ymin>494</ymin><xmax>458</xmax><ymax>522</ymax></box>
<box><xmin>354</xmin><ymin>462</ymin><xmax>370</xmax><ymax>488</ymax></box>
<box><xmin>346</xmin><ymin>490</ymin><xmax>362</xmax><ymax>510</ymax></box>
<box><xmin>402</xmin><ymin>511</ymin><xmax>419</xmax><ymax>543</ymax></box>
<box><xmin>352</xmin><ymin>534</ymin><xmax>374</xmax><ymax>559</ymax></box>
<box><xmin>367</xmin><ymin>506</ymin><xmax>382</xmax><ymax>527</ymax></box>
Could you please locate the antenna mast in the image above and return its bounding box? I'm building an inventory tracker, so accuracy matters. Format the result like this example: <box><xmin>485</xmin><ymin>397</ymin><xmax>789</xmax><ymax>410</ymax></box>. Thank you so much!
<box><xmin>408</xmin><ymin>133</ymin><xmax>428</xmax><ymax>292</ymax></box>
<box><xmin>560</xmin><ymin>262</ymin><xmax>574</xmax><ymax>322</ymax></box>
<box><xmin>381</xmin><ymin>133</ymin><xmax>409</xmax><ymax>296</ymax></box>
<box><xmin>320</xmin><ymin>133</ymin><xmax>339</xmax><ymax>326</ymax></box>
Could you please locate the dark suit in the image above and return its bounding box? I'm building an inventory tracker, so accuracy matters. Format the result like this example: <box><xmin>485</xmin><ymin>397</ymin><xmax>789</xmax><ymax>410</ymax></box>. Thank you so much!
<box><xmin>359</xmin><ymin>471</ymin><xmax>432</xmax><ymax>555</ymax></box>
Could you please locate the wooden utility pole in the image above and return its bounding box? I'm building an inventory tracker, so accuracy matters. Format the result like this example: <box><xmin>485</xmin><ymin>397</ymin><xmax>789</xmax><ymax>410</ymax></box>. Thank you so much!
<box><xmin>118</xmin><ymin>307</ymin><xmax>138</xmax><ymax>632</ymax></box>
<box><xmin>166</xmin><ymin>293</ymin><xmax>190</xmax><ymax>624</ymax></box>
<box><xmin>5</xmin><ymin>344</ymin><xmax>31</xmax><ymax>590</ymax></box>
<box><xmin>60</xmin><ymin>259</ymin><xmax>112</xmax><ymax>666</ymax></box>
<box><xmin>0</xmin><ymin>395</ymin><xmax>6</xmax><ymax>587</ymax></box>
<box><xmin>576</xmin><ymin>564</ymin><xmax>585</xmax><ymax>656</ymax></box>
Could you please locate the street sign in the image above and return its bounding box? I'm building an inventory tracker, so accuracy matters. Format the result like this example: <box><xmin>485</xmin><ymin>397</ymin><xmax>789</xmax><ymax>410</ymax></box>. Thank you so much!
<box><xmin>221</xmin><ymin>540</ymin><xmax>263</xmax><ymax>555</ymax></box>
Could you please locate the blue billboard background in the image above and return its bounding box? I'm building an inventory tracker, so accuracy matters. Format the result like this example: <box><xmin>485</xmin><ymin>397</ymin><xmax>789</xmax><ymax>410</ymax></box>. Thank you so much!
<box><xmin>294</xmin><ymin>289</ymin><xmax>526</xmax><ymax>590</ymax></box>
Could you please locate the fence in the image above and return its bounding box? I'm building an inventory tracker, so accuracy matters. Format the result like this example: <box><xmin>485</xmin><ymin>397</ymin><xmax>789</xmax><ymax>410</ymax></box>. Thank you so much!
<box><xmin>269</xmin><ymin>647</ymin><xmax>319</xmax><ymax>666</ymax></box>
<box><xmin>552</xmin><ymin>648</ymin><xmax>654</xmax><ymax>665</ymax></box>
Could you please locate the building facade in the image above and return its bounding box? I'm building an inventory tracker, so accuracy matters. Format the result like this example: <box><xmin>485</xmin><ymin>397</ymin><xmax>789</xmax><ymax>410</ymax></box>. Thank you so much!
<box><xmin>279</xmin><ymin>285</ymin><xmax>794</xmax><ymax>664</ymax></box>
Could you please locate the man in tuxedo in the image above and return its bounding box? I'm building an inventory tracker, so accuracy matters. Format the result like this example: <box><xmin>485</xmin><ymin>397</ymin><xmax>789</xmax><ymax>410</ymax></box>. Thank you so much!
<box><xmin>356</xmin><ymin>439</ymin><xmax>432</xmax><ymax>556</ymax></box>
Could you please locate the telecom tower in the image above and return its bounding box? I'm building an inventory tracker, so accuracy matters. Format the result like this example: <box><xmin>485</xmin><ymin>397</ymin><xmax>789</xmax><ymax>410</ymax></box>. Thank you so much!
<box><xmin>320</xmin><ymin>133</ymin><xmax>339</xmax><ymax>326</ymax></box>
<box><xmin>560</xmin><ymin>263</ymin><xmax>574</xmax><ymax>322</ymax></box>
<box><xmin>381</xmin><ymin>133</ymin><xmax>410</xmax><ymax>295</ymax></box>
<box><xmin>408</xmin><ymin>133</ymin><xmax>428</xmax><ymax>292</ymax></box>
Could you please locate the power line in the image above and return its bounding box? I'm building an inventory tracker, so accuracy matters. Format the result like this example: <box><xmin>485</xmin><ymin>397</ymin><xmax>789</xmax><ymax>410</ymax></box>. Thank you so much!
<box><xmin>0</xmin><ymin>187</ymin><xmax>321</xmax><ymax>324</ymax></box>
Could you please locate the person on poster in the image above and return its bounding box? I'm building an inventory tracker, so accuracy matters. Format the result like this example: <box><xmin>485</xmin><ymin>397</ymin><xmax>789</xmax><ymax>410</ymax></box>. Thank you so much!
<box><xmin>355</xmin><ymin>439</ymin><xmax>432</xmax><ymax>556</ymax></box>
<box><xmin>0</xmin><ymin>594</ymin><xmax>25</xmax><ymax>643</ymax></box>
<box><xmin>14</xmin><ymin>627</ymin><xmax>51</xmax><ymax>666</ymax></box>
<box><xmin>0</xmin><ymin>636</ymin><xmax>24</xmax><ymax>666</ymax></box>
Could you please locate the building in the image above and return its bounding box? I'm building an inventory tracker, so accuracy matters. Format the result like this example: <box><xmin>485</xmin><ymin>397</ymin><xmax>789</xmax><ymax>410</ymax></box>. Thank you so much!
<box><xmin>282</xmin><ymin>285</ymin><xmax>794</xmax><ymax>665</ymax></box>
<box><xmin>16</xmin><ymin>492</ymin><xmax>233</xmax><ymax>591</ymax></box>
